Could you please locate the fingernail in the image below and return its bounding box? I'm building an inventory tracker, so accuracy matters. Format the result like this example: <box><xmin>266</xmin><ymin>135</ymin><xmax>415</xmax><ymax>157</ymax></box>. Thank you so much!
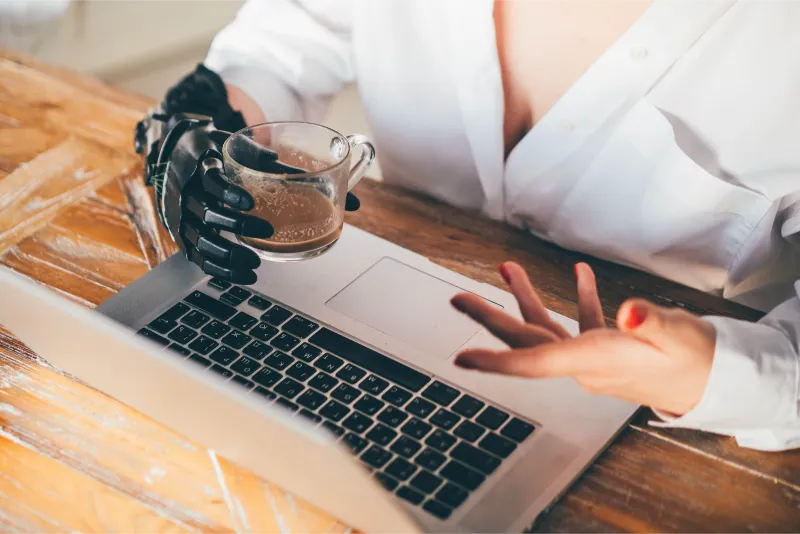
<box><xmin>624</xmin><ymin>304</ymin><xmax>647</xmax><ymax>329</ymax></box>
<box><xmin>573</xmin><ymin>263</ymin><xmax>580</xmax><ymax>278</ymax></box>
<box><xmin>451</xmin><ymin>297</ymin><xmax>466</xmax><ymax>312</ymax></box>
<box><xmin>499</xmin><ymin>263</ymin><xmax>511</xmax><ymax>284</ymax></box>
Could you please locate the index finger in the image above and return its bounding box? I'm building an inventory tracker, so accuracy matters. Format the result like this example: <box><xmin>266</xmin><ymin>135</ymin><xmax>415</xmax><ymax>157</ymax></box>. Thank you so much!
<box><xmin>454</xmin><ymin>334</ymin><xmax>609</xmax><ymax>378</ymax></box>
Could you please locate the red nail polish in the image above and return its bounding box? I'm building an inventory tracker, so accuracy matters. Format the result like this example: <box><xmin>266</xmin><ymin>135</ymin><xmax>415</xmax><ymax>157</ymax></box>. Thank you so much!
<box><xmin>625</xmin><ymin>305</ymin><xmax>647</xmax><ymax>329</ymax></box>
<box><xmin>499</xmin><ymin>264</ymin><xmax>511</xmax><ymax>284</ymax></box>
<box><xmin>454</xmin><ymin>357</ymin><xmax>477</xmax><ymax>370</ymax></box>
<box><xmin>573</xmin><ymin>263</ymin><xmax>580</xmax><ymax>278</ymax></box>
<box><xmin>451</xmin><ymin>297</ymin><xmax>466</xmax><ymax>312</ymax></box>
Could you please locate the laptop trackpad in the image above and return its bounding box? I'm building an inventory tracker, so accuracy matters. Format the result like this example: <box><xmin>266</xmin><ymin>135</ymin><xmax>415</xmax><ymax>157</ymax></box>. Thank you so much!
<box><xmin>326</xmin><ymin>258</ymin><xmax>494</xmax><ymax>359</ymax></box>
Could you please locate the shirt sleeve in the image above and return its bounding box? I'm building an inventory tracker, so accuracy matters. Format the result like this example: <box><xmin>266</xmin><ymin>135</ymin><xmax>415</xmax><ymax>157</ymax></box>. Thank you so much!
<box><xmin>204</xmin><ymin>0</ymin><xmax>355</xmax><ymax>124</ymax></box>
<box><xmin>651</xmin><ymin>283</ymin><xmax>800</xmax><ymax>451</ymax></box>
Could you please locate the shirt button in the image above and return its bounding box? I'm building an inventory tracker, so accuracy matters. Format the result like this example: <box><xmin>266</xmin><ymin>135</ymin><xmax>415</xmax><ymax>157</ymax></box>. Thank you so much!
<box><xmin>629</xmin><ymin>45</ymin><xmax>649</xmax><ymax>61</ymax></box>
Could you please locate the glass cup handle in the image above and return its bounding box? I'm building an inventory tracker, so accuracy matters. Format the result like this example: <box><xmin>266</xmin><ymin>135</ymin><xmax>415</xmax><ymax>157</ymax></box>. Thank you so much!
<box><xmin>345</xmin><ymin>134</ymin><xmax>376</xmax><ymax>191</ymax></box>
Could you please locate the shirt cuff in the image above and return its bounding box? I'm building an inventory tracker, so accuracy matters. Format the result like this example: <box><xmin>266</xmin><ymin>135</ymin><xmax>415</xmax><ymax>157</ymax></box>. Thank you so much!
<box><xmin>650</xmin><ymin>316</ymin><xmax>799</xmax><ymax>433</ymax></box>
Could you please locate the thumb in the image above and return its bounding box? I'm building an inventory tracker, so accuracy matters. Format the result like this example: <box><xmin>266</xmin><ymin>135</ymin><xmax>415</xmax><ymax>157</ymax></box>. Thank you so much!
<box><xmin>617</xmin><ymin>298</ymin><xmax>686</xmax><ymax>352</ymax></box>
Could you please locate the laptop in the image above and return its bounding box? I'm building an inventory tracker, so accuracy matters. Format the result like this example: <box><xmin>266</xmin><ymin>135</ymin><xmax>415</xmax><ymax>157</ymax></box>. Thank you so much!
<box><xmin>0</xmin><ymin>223</ymin><xmax>637</xmax><ymax>533</ymax></box>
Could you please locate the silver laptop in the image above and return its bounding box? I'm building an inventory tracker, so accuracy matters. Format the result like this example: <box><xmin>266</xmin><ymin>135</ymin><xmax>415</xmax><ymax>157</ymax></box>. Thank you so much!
<box><xmin>0</xmin><ymin>223</ymin><xmax>637</xmax><ymax>533</ymax></box>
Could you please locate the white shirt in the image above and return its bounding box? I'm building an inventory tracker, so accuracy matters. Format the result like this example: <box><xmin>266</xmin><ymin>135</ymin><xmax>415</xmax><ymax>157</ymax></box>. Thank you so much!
<box><xmin>206</xmin><ymin>0</ymin><xmax>800</xmax><ymax>451</ymax></box>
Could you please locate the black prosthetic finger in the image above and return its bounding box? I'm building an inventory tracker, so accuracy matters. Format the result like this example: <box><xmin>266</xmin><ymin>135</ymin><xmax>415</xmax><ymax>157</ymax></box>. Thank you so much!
<box><xmin>184</xmin><ymin>189</ymin><xmax>274</xmax><ymax>237</ymax></box>
<box><xmin>202</xmin><ymin>167</ymin><xmax>254</xmax><ymax>210</ymax></box>
<box><xmin>186</xmin><ymin>245</ymin><xmax>258</xmax><ymax>285</ymax></box>
<box><xmin>345</xmin><ymin>192</ymin><xmax>360</xmax><ymax>212</ymax></box>
<box><xmin>180</xmin><ymin>215</ymin><xmax>260</xmax><ymax>270</ymax></box>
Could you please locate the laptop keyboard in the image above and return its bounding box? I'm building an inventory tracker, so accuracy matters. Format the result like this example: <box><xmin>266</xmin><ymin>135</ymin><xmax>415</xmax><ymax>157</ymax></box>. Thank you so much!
<box><xmin>137</xmin><ymin>278</ymin><xmax>537</xmax><ymax>521</ymax></box>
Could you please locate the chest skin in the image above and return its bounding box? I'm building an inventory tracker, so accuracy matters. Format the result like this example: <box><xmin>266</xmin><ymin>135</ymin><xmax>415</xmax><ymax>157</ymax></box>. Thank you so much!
<box><xmin>494</xmin><ymin>0</ymin><xmax>653</xmax><ymax>159</ymax></box>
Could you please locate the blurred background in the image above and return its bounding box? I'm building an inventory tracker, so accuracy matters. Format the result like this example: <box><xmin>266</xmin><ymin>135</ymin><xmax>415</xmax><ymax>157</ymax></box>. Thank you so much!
<box><xmin>0</xmin><ymin>0</ymin><xmax>380</xmax><ymax>175</ymax></box>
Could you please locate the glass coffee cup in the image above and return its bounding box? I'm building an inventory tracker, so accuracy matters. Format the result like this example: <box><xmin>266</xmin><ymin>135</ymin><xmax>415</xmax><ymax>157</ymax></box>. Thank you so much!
<box><xmin>222</xmin><ymin>122</ymin><xmax>376</xmax><ymax>262</ymax></box>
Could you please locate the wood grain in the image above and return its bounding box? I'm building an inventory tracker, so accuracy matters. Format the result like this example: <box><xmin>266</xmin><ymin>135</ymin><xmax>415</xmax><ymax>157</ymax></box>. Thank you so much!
<box><xmin>0</xmin><ymin>51</ymin><xmax>797</xmax><ymax>533</ymax></box>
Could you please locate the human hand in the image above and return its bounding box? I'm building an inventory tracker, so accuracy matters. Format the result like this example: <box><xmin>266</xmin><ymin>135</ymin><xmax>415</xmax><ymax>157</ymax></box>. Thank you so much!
<box><xmin>450</xmin><ymin>262</ymin><xmax>717</xmax><ymax>416</ymax></box>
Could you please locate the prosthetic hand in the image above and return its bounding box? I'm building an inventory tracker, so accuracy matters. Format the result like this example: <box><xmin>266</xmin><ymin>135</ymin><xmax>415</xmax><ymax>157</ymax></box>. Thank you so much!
<box><xmin>134</xmin><ymin>65</ymin><xmax>361</xmax><ymax>284</ymax></box>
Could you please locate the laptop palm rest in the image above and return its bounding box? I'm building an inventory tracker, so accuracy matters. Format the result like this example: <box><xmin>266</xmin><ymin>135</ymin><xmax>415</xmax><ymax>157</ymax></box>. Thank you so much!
<box><xmin>326</xmin><ymin>257</ymin><xmax>498</xmax><ymax>360</ymax></box>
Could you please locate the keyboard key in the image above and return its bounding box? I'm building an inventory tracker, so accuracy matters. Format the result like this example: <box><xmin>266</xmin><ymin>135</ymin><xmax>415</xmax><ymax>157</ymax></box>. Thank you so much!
<box><xmin>185</xmin><ymin>291</ymin><xmax>237</xmax><ymax>320</ymax></box>
<box><xmin>451</xmin><ymin>395</ymin><xmax>485</xmax><ymax>418</ymax></box>
<box><xmin>476</xmin><ymin>406</ymin><xmax>509</xmax><ymax>430</ymax></box>
<box><xmin>378</xmin><ymin>406</ymin><xmax>408</xmax><ymax>428</ymax></box>
<box><xmin>221</xmin><ymin>330</ymin><xmax>251</xmax><ymax>350</ymax></box>
<box><xmin>297</xmin><ymin>389</ymin><xmax>326</xmax><ymax>410</ymax></box>
<box><xmin>181</xmin><ymin>310</ymin><xmax>210</xmax><ymax>329</ymax></box>
<box><xmin>314</xmin><ymin>353</ymin><xmax>344</xmax><ymax>373</ymax></box>
<box><xmin>359</xmin><ymin>374</ymin><xmax>389</xmax><ymax>395</ymax></box>
<box><xmin>202</xmin><ymin>320</ymin><xmax>231</xmax><ymax>339</ymax></box>
<box><xmin>298</xmin><ymin>409</ymin><xmax>323</xmax><ymax>423</ymax></box>
<box><xmin>479</xmin><ymin>433</ymin><xmax>517</xmax><ymax>458</ymax></box>
<box><xmin>322</xmin><ymin>421</ymin><xmax>345</xmax><ymax>438</ymax></box>
<box><xmin>227</xmin><ymin>286</ymin><xmax>251</xmax><ymax>301</ymax></box>
<box><xmin>375</xmin><ymin>472</ymin><xmax>399</xmax><ymax>491</ymax></box>
<box><xmin>166</xmin><ymin>344</ymin><xmax>191</xmax><ymax>356</ymax></box>
<box><xmin>168</xmin><ymin>325</ymin><xmax>198</xmax><ymax>344</ymax></box>
<box><xmin>430</xmin><ymin>408</ymin><xmax>460</xmax><ymax>431</ymax></box>
<box><xmin>252</xmin><ymin>367</ymin><xmax>282</xmax><ymax>388</ymax></box>
<box><xmin>407</xmin><ymin>397</ymin><xmax>436</xmax><ymax>419</ymax></box>
<box><xmin>292</xmin><ymin>343</ymin><xmax>322</xmax><ymax>362</ymax></box>
<box><xmin>331</xmin><ymin>383</ymin><xmax>361</xmax><ymax>404</ymax></box>
<box><xmin>208</xmin><ymin>278</ymin><xmax>231</xmax><ymax>291</ymax></box>
<box><xmin>421</xmin><ymin>381</ymin><xmax>460</xmax><ymax>406</ymax></box>
<box><xmin>454</xmin><ymin>421</ymin><xmax>485</xmax><ymax>443</ymax></box>
<box><xmin>187</xmin><ymin>354</ymin><xmax>212</xmax><ymax>368</ymax></box>
<box><xmin>425</xmin><ymin>430</ymin><xmax>456</xmax><ymax>452</ymax></box>
<box><xmin>451</xmin><ymin>442</ymin><xmax>501</xmax><ymax>475</ymax></box>
<box><xmin>336</xmin><ymin>364</ymin><xmax>366</xmax><ymax>384</ymax></box>
<box><xmin>423</xmin><ymin>500</ymin><xmax>452</xmax><ymax>520</ymax></box>
<box><xmin>361</xmin><ymin>446</ymin><xmax>392</xmax><ymax>469</ymax></box>
<box><xmin>231</xmin><ymin>356</ymin><xmax>261</xmax><ymax>377</ymax></box>
<box><xmin>243</xmin><ymin>340</ymin><xmax>272</xmax><ymax>360</ymax></box>
<box><xmin>159</xmin><ymin>302</ymin><xmax>190</xmax><ymax>321</ymax></box>
<box><xmin>308</xmin><ymin>372</ymin><xmax>338</xmax><ymax>393</ymax></box>
<box><xmin>271</xmin><ymin>332</ymin><xmax>301</xmax><ymax>352</ymax></box>
<box><xmin>415</xmin><ymin>449</ymin><xmax>446</xmax><ymax>471</ymax></box>
<box><xmin>410</xmin><ymin>471</ymin><xmax>443</xmax><ymax>494</ymax></box>
<box><xmin>148</xmin><ymin>317</ymin><xmax>176</xmax><ymax>334</ymax></box>
<box><xmin>284</xmin><ymin>361</ymin><xmax>314</xmax><ymax>382</ymax></box>
<box><xmin>342</xmin><ymin>433</ymin><xmax>369</xmax><ymax>454</ymax></box>
<box><xmin>275</xmin><ymin>397</ymin><xmax>299</xmax><ymax>412</ymax></box>
<box><xmin>381</xmin><ymin>386</ymin><xmax>412</xmax><ymax>407</ymax></box>
<box><xmin>264</xmin><ymin>351</ymin><xmax>293</xmax><ymax>371</ymax></box>
<box><xmin>261</xmin><ymin>305</ymin><xmax>292</xmax><ymax>325</ymax></box>
<box><xmin>248</xmin><ymin>295</ymin><xmax>271</xmax><ymax>310</ymax></box>
<box><xmin>501</xmin><ymin>418</ymin><xmax>535</xmax><ymax>442</ymax></box>
<box><xmin>366</xmin><ymin>424</ymin><xmax>397</xmax><ymax>446</ymax></box>
<box><xmin>229</xmin><ymin>311</ymin><xmax>258</xmax><ymax>331</ymax></box>
<box><xmin>386</xmin><ymin>458</ymin><xmax>417</xmax><ymax>481</ymax></box>
<box><xmin>231</xmin><ymin>375</ymin><xmax>255</xmax><ymax>390</ymax></box>
<box><xmin>188</xmin><ymin>336</ymin><xmax>218</xmax><ymax>355</ymax></box>
<box><xmin>274</xmin><ymin>377</ymin><xmax>304</xmax><ymax>399</ymax></box>
<box><xmin>396</xmin><ymin>486</ymin><xmax>424</xmax><ymax>505</ymax></box>
<box><xmin>210</xmin><ymin>365</ymin><xmax>234</xmax><ymax>379</ymax></box>
<box><xmin>440</xmin><ymin>461</ymin><xmax>485</xmax><ymax>491</ymax></box>
<box><xmin>220</xmin><ymin>293</ymin><xmax>243</xmax><ymax>306</ymax></box>
<box><xmin>210</xmin><ymin>346</ymin><xmax>238</xmax><ymax>365</ymax></box>
<box><xmin>436</xmin><ymin>483</ymin><xmax>469</xmax><ymax>508</ymax></box>
<box><xmin>390</xmin><ymin>436</ymin><xmax>422</xmax><ymax>458</ymax></box>
<box><xmin>342</xmin><ymin>412</ymin><xmax>373</xmax><ymax>434</ymax></box>
<box><xmin>354</xmin><ymin>395</ymin><xmax>385</xmax><ymax>416</ymax></box>
<box><xmin>283</xmin><ymin>316</ymin><xmax>319</xmax><ymax>338</ymax></box>
<box><xmin>401</xmin><ymin>418</ymin><xmax>433</xmax><ymax>440</ymax></box>
<box><xmin>311</xmin><ymin>329</ymin><xmax>431</xmax><ymax>392</ymax></box>
<box><xmin>253</xmin><ymin>387</ymin><xmax>277</xmax><ymax>401</ymax></box>
<box><xmin>319</xmin><ymin>400</ymin><xmax>350</xmax><ymax>422</ymax></box>
<box><xmin>251</xmin><ymin>322</ymin><xmax>279</xmax><ymax>341</ymax></box>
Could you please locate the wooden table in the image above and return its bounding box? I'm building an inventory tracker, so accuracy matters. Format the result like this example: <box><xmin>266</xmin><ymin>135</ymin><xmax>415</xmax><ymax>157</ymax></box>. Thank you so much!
<box><xmin>0</xmin><ymin>51</ymin><xmax>798</xmax><ymax>533</ymax></box>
